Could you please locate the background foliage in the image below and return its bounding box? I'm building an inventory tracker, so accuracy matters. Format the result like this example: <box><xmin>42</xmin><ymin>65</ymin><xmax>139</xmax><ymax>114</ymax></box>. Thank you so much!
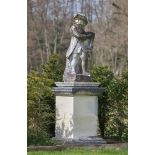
<box><xmin>27</xmin><ymin>54</ymin><xmax>128</xmax><ymax>145</ymax></box>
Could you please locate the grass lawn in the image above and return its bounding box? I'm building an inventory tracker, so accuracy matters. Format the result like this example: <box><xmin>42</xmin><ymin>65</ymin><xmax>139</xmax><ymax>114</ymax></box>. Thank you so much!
<box><xmin>28</xmin><ymin>147</ymin><xmax>128</xmax><ymax>155</ymax></box>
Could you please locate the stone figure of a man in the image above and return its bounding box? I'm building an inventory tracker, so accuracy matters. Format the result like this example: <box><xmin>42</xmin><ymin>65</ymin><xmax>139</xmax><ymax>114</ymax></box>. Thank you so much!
<box><xmin>63</xmin><ymin>13</ymin><xmax>95</xmax><ymax>82</ymax></box>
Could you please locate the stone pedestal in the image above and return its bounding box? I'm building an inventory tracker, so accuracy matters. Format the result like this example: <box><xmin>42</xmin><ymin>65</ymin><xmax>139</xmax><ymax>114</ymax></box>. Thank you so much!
<box><xmin>53</xmin><ymin>82</ymin><xmax>105</xmax><ymax>143</ymax></box>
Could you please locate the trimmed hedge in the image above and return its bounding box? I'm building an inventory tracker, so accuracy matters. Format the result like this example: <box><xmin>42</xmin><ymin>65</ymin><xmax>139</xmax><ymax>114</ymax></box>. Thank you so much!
<box><xmin>92</xmin><ymin>67</ymin><xmax>128</xmax><ymax>141</ymax></box>
<box><xmin>27</xmin><ymin>54</ymin><xmax>64</xmax><ymax>145</ymax></box>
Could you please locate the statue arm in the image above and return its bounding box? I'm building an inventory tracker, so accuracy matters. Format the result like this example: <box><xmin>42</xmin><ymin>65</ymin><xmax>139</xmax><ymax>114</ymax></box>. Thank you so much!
<box><xmin>70</xmin><ymin>26</ymin><xmax>89</xmax><ymax>39</ymax></box>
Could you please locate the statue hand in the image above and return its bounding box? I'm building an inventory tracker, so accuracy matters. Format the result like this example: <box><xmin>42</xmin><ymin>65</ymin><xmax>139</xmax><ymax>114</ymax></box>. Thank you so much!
<box><xmin>87</xmin><ymin>32</ymin><xmax>95</xmax><ymax>38</ymax></box>
<box><xmin>87</xmin><ymin>33</ymin><xmax>92</xmax><ymax>38</ymax></box>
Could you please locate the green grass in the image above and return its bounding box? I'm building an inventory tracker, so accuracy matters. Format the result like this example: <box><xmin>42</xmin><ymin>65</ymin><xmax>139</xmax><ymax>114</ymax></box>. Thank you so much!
<box><xmin>28</xmin><ymin>148</ymin><xmax>128</xmax><ymax>155</ymax></box>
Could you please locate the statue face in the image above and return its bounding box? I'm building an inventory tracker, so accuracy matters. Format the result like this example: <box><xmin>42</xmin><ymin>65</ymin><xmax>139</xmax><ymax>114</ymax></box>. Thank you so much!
<box><xmin>75</xmin><ymin>19</ymin><xmax>86</xmax><ymax>28</ymax></box>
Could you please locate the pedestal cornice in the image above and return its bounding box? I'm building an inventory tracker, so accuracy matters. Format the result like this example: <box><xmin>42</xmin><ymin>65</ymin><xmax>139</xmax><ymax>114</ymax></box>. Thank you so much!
<box><xmin>53</xmin><ymin>82</ymin><xmax>104</xmax><ymax>96</ymax></box>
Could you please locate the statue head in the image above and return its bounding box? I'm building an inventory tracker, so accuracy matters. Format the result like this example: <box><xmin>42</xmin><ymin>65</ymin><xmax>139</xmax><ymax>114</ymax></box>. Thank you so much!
<box><xmin>73</xmin><ymin>13</ymin><xmax>88</xmax><ymax>28</ymax></box>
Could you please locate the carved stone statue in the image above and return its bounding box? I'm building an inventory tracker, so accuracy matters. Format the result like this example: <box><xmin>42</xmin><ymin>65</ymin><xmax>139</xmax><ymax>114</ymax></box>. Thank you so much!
<box><xmin>63</xmin><ymin>13</ymin><xmax>95</xmax><ymax>82</ymax></box>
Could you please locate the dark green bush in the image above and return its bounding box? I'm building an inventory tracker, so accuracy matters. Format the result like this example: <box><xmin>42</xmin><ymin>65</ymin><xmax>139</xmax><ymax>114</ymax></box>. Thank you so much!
<box><xmin>27</xmin><ymin>127</ymin><xmax>54</xmax><ymax>146</ymax></box>
<box><xmin>27</xmin><ymin>54</ymin><xmax>64</xmax><ymax>146</ymax></box>
<box><xmin>92</xmin><ymin>67</ymin><xmax>128</xmax><ymax>141</ymax></box>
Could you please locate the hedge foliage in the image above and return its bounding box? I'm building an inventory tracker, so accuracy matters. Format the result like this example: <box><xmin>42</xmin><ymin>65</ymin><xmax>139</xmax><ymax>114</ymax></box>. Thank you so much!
<box><xmin>27</xmin><ymin>54</ymin><xmax>64</xmax><ymax>145</ymax></box>
<box><xmin>27</xmin><ymin>54</ymin><xmax>128</xmax><ymax>145</ymax></box>
<box><xmin>92</xmin><ymin>67</ymin><xmax>128</xmax><ymax>141</ymax></box>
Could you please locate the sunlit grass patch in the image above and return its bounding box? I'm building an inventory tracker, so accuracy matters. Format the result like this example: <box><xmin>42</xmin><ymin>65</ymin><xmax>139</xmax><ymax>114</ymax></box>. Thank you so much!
<box><xmin>28</xmin><ymin>147</ymin><xmax>128</xmax><ymax>155</ymax></box>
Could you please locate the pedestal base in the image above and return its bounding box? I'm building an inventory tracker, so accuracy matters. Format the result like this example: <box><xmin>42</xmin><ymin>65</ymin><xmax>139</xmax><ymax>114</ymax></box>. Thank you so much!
<box><xmin>53</xmin><ymin>82</ymin><xmax>104</xmax><ymax>140</ymax></box>
<box><xmin>52</xmin><ymin>136</ymin><xmax>107</xmax><ymax>145</ymax></box>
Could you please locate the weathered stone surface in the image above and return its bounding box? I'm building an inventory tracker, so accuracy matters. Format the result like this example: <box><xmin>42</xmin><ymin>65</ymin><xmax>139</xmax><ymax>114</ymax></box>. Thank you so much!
<box><xmin>55</xmin><ymin>95</ymin><xmax>99</xmax><ymax>139</ymax></box>
<box><xmin>63</xmin><ymin>13</ymin><xmax>95</xmax><ymax>80</ymax></box>
<box><xmin>53</xmin><ymin>82</ymin><xmax>104</xmax><ymax>141</ymax></box>
<box><xmin>53</xmin><ymin>136</ymin><xmax>106</xmax><ymax>145</ymax></box>
<box><xmin>53</xmin><ymin>82</ymin><xmax>104</xmax><ymax>96</ymax></box>
<box><xmin>55</xmin><ymin>82</ymin><xmax>101</xmax><ymax>87</ymax></box>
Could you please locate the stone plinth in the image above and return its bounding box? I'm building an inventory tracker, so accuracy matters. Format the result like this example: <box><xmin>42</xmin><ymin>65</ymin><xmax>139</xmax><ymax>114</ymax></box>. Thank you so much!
<box><xmin>53</xmin><ymin>82</ymin><xmax>104</xmax><ymax>141</ymax></box>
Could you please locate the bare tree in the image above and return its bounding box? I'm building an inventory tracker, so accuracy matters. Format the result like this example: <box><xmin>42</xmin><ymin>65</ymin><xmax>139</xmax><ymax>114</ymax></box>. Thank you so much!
<box><xmin>28</xmin><ymin>0</ymin><xmax>128</xmax><ymax>75</ymax></box>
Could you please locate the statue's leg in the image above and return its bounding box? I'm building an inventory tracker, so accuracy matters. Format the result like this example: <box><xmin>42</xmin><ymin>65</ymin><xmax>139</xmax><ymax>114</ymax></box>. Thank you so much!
<box><xmin>70</xmin><ymin>54</ymin><xmax>79</xmax><ymax>74</ymax></box>
<box><xmin>80</xmin><ymin>51</ymin><xmax>90</xmax><ymax>75</ymax></box>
